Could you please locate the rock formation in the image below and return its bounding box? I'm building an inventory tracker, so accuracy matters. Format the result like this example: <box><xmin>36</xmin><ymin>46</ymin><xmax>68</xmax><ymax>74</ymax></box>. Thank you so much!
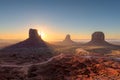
<box><xmin>85</xmin><ymin>31</ymin><xmax>112</xmax><ymax>46</ymax></box>
<box><xmin>0</xmin><ymin>54</ymin><xmax>120</xmax><ymax>80</ymax></box>
<box><xmin>5</xmin><ymin>28</ymin><xmax>47</xmax><ymax>48</ymax></box>
<box><xmin>91</xmin><ymin>32</ymin><xmax>105</xmax><ymax>42</ymax></box>
<box><xmin>62</xmin><ymin>34</ymin><xmax>75</xmax><ymax>45</ymax></box>
<box><xmin>29</xmin><ymin>28</ymin><xmax>41</xmax><ymax>40</ymax></box>
<box><xmin>0</xmin><ymin>28</ymin><xmax>53</xmax><ymax>64</ymax></box>
<box><xmin>27</xmin><ymin>54</ymin><xmax>120</xmax><ymax>80</ymax></box>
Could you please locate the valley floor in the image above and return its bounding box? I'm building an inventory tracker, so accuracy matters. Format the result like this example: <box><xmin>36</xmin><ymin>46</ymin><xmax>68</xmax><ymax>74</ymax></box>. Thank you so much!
<box><xmin>0</xmin><ymin>54</ymin><xmax>120</xmax><ymax>80</ymax></box>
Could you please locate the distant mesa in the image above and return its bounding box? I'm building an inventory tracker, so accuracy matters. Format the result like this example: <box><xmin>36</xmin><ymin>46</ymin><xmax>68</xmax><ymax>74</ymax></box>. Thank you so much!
<box><xmin>85</xmin><ymin>31</ymin><xmax>113</xmax><ymax>46</ymax></box>
<box><xmin>91</xmin><ymin>31</ymin><xmax>105</xmax><ymax>42</ymax></box>
<box><xmin>62</xmin><ymin>34</ymin><xmax>75</xmax><ymax>45</ymax></box>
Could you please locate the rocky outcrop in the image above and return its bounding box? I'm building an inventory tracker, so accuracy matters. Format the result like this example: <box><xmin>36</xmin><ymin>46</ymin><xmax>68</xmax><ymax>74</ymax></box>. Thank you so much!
<box><xmin>91</xmin><ymin>32</ymin><xmax>105</xmax><ymax>42</ymax></box>
<box><xmin>0</xmin><ymin>28</ymin><xmax>53</xmax><ymax>64</ymax></box>
<box><xmin>4</xmin><ymin>28</ymin><xmax>47</xmax><ymax>48</ymax></box>
<box><xmin>85</xmin><ymin>31</ymin><xmax>112</xmax><ymax>46</ymax></box>
<box><xmin>27</xmin><ymin>54</ymin><xmax>120</xmax><ymax>80</ymax></box>
<box><xmin>62</xmin><ymin>34</ymin><xmax>75</xmax><ymax>45</ymax></box>
<box><xmin>0</xmin><ymin>54</ymin><xmax>120</xmax><ymax>80</ymax></box>
<box><xmin>29</xmin><ymin>29</ymin><xmax>41</xmax><ymax>40</ymax></box>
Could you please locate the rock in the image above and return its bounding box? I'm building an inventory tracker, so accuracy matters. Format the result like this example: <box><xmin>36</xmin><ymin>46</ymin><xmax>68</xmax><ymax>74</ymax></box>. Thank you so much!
<box><xmin>29</xmin><ymin>28</ymin><xmax>41</xmax><ymax>40</ymax></box>
<box><xmin>3</xmin><ymin>28</ymin><xmax>47</xmax><ymax>48</ymax></box>
<box><xmin>0</xmin><ymin>28</ymin><xmax>53</xmax><ymax>64</ymax></box>
<box><xmin>85</xmin><ymin>31</ymin><xmax>112</xmax><ymax>46</ymax></box>
<box><xmin>62</xmin><ymin>34</ymin><xmax>75</xmax><ymax>44</ymax></box>
<box><xmin>91</xmin><ymin>32</ymin><xmax>105</xmax><ymax>42</ymax></box>
<box><xmin>27</xmin><ymin>54</ymin><xmax>120</xmax><ymax>80</ymax></box>
<box><xmin>75</xmin><ymin>48</ymin><xmax>89</xmax><ymax>55</ymax></box>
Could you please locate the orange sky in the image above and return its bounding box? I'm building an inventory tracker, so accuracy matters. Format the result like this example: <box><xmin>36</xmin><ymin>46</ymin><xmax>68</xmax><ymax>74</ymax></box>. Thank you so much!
<box><xmin>0</xmin><ymin>24</ymin><xmax>120</xmax><ymax>41</ymax></box>
<box><xmin>0</xmin><ymin>31</ymin><xmax>119</xmax><ymax>41</ymax></box>
<box><xmin>0</xmin><ymin>0</ymin><xmax>120</xmax><ymax>41</ymax></box>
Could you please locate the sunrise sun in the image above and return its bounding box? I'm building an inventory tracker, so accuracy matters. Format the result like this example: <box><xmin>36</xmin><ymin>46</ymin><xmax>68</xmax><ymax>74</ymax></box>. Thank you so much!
<box><xmin>38</xmin><ymin>31</ymin><xmax>46</xmax><ymax>39</ymax></box>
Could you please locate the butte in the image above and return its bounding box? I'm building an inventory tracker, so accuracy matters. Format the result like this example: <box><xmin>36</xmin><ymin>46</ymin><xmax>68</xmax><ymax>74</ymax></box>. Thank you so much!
<box><xmin>0</xmin><ymin>29</ymin><xmax>53</xmax><ymax>64</ymax></box>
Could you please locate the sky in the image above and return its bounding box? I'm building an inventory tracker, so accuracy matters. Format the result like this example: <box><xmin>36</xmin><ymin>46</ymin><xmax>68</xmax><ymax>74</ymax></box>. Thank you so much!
<box><xmin>0</xmin><ymin>0</ymin><xmax>120</xmax><ymax>41</ymax></box>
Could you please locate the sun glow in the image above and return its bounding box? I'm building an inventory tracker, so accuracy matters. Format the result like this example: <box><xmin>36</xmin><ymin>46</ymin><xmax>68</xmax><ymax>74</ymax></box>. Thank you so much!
<box><xmin>38</xmin><ymin>31</ymin><xmax>46</xmax><ymax>40</ymax></box>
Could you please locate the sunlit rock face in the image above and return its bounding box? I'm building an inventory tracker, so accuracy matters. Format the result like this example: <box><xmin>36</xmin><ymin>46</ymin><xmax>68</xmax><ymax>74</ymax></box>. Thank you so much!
<box><xmin>62</xmin><ymin>34</ymin><xmax>75</xmax><ymax>44</ymax></box>
<box><xmin>27</xmin><ymin>54</ymin><xmax>120</xmax><ymax>80</ymax></box>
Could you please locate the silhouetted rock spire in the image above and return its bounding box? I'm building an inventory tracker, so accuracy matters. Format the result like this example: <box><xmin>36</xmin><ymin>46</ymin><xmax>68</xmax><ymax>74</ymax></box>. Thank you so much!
<box><xmin>63</xmin><ymin>34</ymin><xmax>75</xmax><ymax>44</ymax></box>
<box><xmin>64</xmin><ymin>34</ymin><xmax>71</xmax><ymax>42</ymax></box>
